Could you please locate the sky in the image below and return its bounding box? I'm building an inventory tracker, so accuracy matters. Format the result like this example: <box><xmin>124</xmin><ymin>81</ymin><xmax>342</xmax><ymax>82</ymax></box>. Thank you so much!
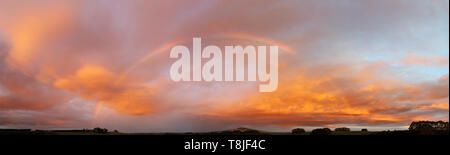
<box><xmin>0</xmin><ymin>0</ymin><xmax>448</xmax><ymax>132</ymax></box>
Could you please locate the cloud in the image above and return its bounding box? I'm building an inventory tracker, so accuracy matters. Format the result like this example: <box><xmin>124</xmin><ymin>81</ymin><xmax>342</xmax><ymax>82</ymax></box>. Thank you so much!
<box><xmin>401</xmin><ymin>53</ymin><xmax>449</xmax><ymax>67</ymax></box>
<box><xmin>195</xmin><ymin>65</ymin><xmax>449</xmax><ymax>128</ymax></box>
<box><xmin>53</xmin><ymin>65</ymin><xmax>157</xmax><ymax>115</ymax></box>
<box><xmin>0</xmin><ymin>58</ymin><xmax>68</xmax><ymax>111</ymax></box>
<box><xmin>0</xmin><ymin>98</ymin><xmax>95</xmax><ymax>129</ymax></box>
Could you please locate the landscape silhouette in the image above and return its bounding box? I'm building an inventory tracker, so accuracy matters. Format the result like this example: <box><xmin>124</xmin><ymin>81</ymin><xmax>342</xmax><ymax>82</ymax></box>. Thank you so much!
<box><xmin>1</xmin><ymin>121</ymin><xmax>448</xmax><ymax>136</ymax></box>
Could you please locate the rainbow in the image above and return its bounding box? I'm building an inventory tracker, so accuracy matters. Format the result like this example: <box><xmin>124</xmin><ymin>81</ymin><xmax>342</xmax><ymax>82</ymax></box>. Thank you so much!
<box><xmin>116</xmin><ymin>39</ymin><xmax>185</xmax><ymax>84</ymax></box>
<box><xmin>116</xmin><ymin>32</ymin><xmax>296</xmax><ymax>84</ymax></box>
<box><xmin>214</xmin><ymin>32</ymin><xmax>296</xmax><ymax>54</ymax></box>
<box><xmin>91</xmin><ymin>101</ymin><xmax>103</xmax><ymax>126</ymax></box>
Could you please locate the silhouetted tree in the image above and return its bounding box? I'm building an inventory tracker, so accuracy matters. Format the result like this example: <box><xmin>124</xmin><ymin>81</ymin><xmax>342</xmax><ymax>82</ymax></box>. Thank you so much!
<box><xmin>311</xmin><ymin>128</ymin><xmax>332</xmax><ymax>135</ymax></box>
<box><xmin>361</xmin><ymin>129</ymin><xmax>368</xmax><ymax>132</ymax></box>
<box><xmin>292</xmin><ymin>128</ymin><xmax>306</xmax><ymax>134</ymax></box>
<box><xmin>93</xmin><ymin>127</ymin><xmax>108</xmax><ymax>134</ymax></box>
<box><xmin>409</xmin><ymin>121</ymin><xmax>449</xmax><ymax>135</ymax></box>
<box><xmin>409</xmin><ymin>121</ymin><xmax>449</xmax><ymax>131</ymax></box>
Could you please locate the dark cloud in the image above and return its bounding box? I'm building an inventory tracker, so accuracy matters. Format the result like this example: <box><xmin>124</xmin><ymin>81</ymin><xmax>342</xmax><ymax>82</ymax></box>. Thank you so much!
<box><xmin>0</xmin><ymin>58</ymin><xmax>68</xmax><ymax>111</ymax></box>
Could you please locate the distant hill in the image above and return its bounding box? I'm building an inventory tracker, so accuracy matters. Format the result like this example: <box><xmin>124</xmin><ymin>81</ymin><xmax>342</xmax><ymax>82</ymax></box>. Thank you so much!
<box><xmin>212</xmin><ymin>127</ymin><xmax>265</xmax><ymax>135</ymax></box>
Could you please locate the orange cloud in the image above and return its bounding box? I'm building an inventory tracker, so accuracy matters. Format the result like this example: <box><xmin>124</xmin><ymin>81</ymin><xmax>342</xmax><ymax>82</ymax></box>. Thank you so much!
<box><xmin>6</xmin><ymin>4</ymin><xmax>74</xmax><ymax>68</ymax></box>
<box><xmin>197</xmin><ymin>66</ymin><xmax>449</xmax><ymax>127</ymax></box>
<box><xmin>54</xmin><ymin>65</ymin><xmax>157</xmax><ymax>115</ymax></box>
<box><xmin>402</xmin><ymin>53</ymin><xmax>449</xmax><ymax>67</ymax></box>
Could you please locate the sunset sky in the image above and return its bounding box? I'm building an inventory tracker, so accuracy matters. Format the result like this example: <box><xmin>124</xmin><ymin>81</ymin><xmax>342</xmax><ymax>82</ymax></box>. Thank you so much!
<box><xmin>0</xmin><ymin>0</ymin><xmax>448</xmax><ymax>132</ymax></box>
